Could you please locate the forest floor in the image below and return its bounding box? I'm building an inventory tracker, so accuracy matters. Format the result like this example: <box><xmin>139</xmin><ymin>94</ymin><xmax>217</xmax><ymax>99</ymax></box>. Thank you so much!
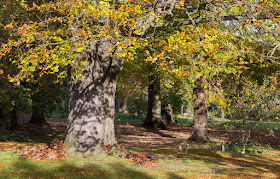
<box><xmin>0</xmin><ymin>113</ymin><xmax>280</xmax><ymax>178</ymax></box>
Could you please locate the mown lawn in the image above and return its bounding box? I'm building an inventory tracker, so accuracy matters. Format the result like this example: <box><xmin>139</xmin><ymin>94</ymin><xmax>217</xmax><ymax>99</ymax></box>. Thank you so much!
<box><xmin>0</xmin><ymin>147</ymin><xmax>279</xmax><ymax>178</ymax></box>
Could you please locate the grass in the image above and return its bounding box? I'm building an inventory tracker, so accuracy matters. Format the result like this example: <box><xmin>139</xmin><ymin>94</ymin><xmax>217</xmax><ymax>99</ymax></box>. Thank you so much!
<box><xmin>240</xmin><ymin>120</ymin><xmax>280</xmax><ymax>131</ymax></box>
<box><xmin>115</xmin><ymin>113</ymin><xmax>280</xmax><ymax>131</ymax></box>
<box><xmin>0</xmin><ymin>150</ymin><xmax>204</xmax><ymax>178</ymax></box>
<box><xmin>208</xmin><ymin>117</ymin><xmax>280</xmax><ymax>131</ymax></box>
<box><xmin>0</xmin><ymin>151</ymin><xmax>157</xmax><ymax>178</ymax></box>
<box><xmin>0</xmin><ymin>112</ymin><xmax>280</xmax><ymax>178</ymax></box>
<box><xmin>115</xmin><ymin>113</ymin><xmax>145</xmax><ymax>125</ymax></box>
<box><xmin>115</xmin><ymin>113</ymin><xmax>194</xmax><ymax>126</ymax></box>
<box><xmin>175</xmin><ymin>117</ymin><xmax>193</xmax><ymax>126</ymax></box>
<box><xmin>48</xmin><ymin>110</ymin><xmax>68</xmax><ymax>119</ymax></box>
<box><xmin>0</xmin><ymin>147</ymin><xmax>279</xmax><ymax>178</ymax></box>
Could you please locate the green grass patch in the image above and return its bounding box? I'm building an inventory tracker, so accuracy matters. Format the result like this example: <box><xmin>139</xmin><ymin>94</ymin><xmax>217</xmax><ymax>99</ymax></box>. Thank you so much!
<box><xmin>48</xmin><ymin>110</ymin><xmax>68</xmax><ymax>119</ymax></box>
<box><xmin>114</xmin><ymin>113</ymin><xmax>145</xmax><ymax>125</ymax></box>
<box><xmin>176</xmin><ymin>117</ymin><xmax>193</xmax><ymax>126</ymax></box>
<box><xmin>208</xmin><ymin>116</ymin><xmax>280</xmax><ymax>131</ymax></box>
<box><xmin>114</xmin><ymin>113</ymin><xmax>194</xmax><ymax>126</ymax></box>
<box><xmin>1</xmin><ymin>148</ymin><xmax>279</xmax><ymax>178</ymax></box>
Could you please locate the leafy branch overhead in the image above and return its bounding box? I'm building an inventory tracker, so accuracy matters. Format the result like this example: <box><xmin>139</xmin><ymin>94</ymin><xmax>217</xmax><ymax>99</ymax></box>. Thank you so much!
<box><xmin>1</xmin><ymin>0</ymin><xmax>279</xmax><ymax>82</ymax></box>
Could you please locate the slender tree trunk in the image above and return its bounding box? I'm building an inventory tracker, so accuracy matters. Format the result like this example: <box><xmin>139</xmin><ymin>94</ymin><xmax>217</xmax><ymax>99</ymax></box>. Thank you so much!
<box><xmin>61</xmin><ymin>99</ymin><xmax>66</xmax><ymax>110</ymax></box>
<box><xmin>221</xmin><ymin>108</ymin><xmax>224</xmax><ymax>119</ymax></box>
<box><xmin>188</xmin><ymin>77</ymin><xmax>210</xmax><ymax>143</ymax></box>
<box><xmin>115</xmin><ymin>98</ymin><xmax>119</xmax><ymax>114</ymax></box>
<box><xmin>143</xmin><ymin>71</ymin><xmax>166</xmax><ymax>130</ymax></box>
<box><xmin>59</xmin><ymin>79</ymin><xmax>67</xmax><ymax>111</ymax></box>
<box><xmin>64</xmin><ymin>41</ymin><xmax>124</xmax><ymax>157</ymax></box>
<box><xmin>29</xmin><ymin>103</ymin><xmax>47</xmax><ymax>125</ymax></box>
<box><xmin>10</xmin><ymin>100</ymin><xmax>17</xmax><ymax>131</ymax></box>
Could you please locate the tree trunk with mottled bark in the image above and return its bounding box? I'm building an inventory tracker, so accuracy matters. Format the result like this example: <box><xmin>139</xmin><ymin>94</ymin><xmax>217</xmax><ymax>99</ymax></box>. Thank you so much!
<box><xmin>143</xmin><ymin>71</ymin><xmax>166</xmax><ymax>130</ymax></box>
<box><xmin>188</xmin><ymin>77</ymin><xmax>210</xmax><ymax>143</ymax></box>
<box><xmin>161</xmin><ymin>104</ymin><xmax>175</xmax><ymax>124</ymax></box>
<box><xmin>64</xmin><ymin>41</ymin><xmax>124</xmax><ymax>157</ymax></box>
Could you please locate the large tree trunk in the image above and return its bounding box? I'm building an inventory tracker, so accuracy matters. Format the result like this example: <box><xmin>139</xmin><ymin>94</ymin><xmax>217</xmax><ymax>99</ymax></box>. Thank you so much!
<box><xmin>29</xmin><ymin>102</ymin><xmax>47</xmax><ymax>125</ymax></box>
<box><xmin>188</xmin><ymin>77</ymin><xmax>210</xmax><ymax>143</ymax></box>
<box><xmin>64</xmin><ymin>41</ymin><xmax>124</xmax><ymax>157</ymax></box>
<box><xmin>143</xmin><ymin>71</ymin><xmax>166</xmax><ymax>130</ymax></box>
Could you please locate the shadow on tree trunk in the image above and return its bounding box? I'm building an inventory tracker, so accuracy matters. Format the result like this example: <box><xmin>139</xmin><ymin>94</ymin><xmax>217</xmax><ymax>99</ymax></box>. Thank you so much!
<box><xmin>64</xmin><ymin>41</ymin><xmax>124</xmax><ymax>157</ymax></box>
<box><xmin>188</xmin><ymin>76</ymin><xmax>210</xmax><ymax>143</ymax></box>
<box><xmin>143</xmin><ymin>69</ymin><xmax>166</xmax><ymax>130</ymax></box>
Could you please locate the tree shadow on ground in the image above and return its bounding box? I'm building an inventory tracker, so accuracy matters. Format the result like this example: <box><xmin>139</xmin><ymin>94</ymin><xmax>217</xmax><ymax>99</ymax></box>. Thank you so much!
<box><xmin>145</xmin><ymin>129</ymin><xmax>176</xmax><ymax>138</ymax></box>
<box><xmin>186</xmin><ymin>148</ymin><xmax>280</xmax><ymax>178</ymax></box>
<box><xmin>1</xmin><ymin>158</ymin><xmax>150</xmax><ymax>178</ymax></box>
<box><xmin>0</xmin><ymin>157</ymin><xmax>185</xmax><ymax>179</ymax></box>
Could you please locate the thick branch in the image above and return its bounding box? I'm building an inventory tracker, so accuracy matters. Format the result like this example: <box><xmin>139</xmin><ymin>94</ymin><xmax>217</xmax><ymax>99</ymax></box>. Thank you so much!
<box><xmin>151</xmin><ymin>14</ymin><xmax>268</xmax><ymax>28</ymax></box>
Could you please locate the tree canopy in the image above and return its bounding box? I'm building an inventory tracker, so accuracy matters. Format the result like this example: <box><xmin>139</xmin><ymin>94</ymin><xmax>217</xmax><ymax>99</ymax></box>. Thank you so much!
<box><xmin>1</xmin><ymin>0</ymin><xmax>279</xmax><ymax>81</ymax></box>
<box><xmin>1</xmin><ymin>0</ymin><xmax>280</xmax><ymax>156</ymax></box>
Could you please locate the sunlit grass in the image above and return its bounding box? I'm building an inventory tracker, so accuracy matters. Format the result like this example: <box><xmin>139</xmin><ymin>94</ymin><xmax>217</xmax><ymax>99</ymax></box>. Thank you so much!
<box><xmin>0</xmin><ymin>148</ymin><xmax>279</xmax><ymax>178</ymax></box>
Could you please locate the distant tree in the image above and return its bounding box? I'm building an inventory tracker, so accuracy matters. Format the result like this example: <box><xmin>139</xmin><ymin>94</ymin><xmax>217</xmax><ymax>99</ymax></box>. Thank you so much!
<box><xmin>224</xmin><ymin>66</ymin><xmax>280</xmax><ymax>123</ymax></box>
<box><xmin>144</xmin><ymin>65</ymin><xmax>166</xmax><ymax>129</ymax></box>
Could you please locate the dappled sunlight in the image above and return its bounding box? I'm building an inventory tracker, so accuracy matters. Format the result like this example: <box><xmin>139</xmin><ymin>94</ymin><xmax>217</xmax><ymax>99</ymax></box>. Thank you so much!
<box><xmin>186</xmin><ymin>149</ymin><xmax>280</xmax><ymax>178</ymax></box>
<box><xmin>1</xmin><ymin>116</ymin><xmax>279</xmax><ymax>178</ymax></box>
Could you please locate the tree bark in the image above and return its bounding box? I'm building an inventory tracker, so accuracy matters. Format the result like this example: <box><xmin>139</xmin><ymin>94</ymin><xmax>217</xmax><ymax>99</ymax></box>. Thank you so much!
<box><xmin>188</xmin><ymin>77</ymin><xmax>210</xmax><ymax>143</ymax></box>
<box><xmin>29</xmin><ymin>102</ymin><xmax>47</xmax><ymax>125</ymax></box>
<box><xmin>64</xmin><ymin>41</ymin><xmax>124</xmax><ymax>157</ymax></box>
<box><xmin>10</xmin><ymin>100</ymin><xmax>17</xmax><ymax>131</ymax></box>
<box><xmin>61</xmin><ymin>99</ymin><xmax>66</xmax><ymax>110</ymax></box>
<box><xmin>220</xmin><ymin>108</ymin><xmax>224</xmax><ymax>119</ymax></box>
<box><xmin>161</xmin><ymin>104</ymin><xmax>175</xmax><ymax>124</ymax></box>
<box><xmin>143</xmin><ymin>71</ymin><xmax>166</xmax><ymax>130</ymax></box>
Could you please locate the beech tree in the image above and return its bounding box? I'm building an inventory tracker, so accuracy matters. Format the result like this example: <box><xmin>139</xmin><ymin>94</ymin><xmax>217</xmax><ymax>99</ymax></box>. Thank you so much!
<box><xmin>130</xmin><ymin>0</ymin><xmax>279</xmax><ymax>141</ymax></box>
<box><xmin>154</xmin><ymin>26</ymin><xmax>250</xmax><ymax>142</ymax></box>
<box><xmin>1</xmin><ymin>0</ymin><xmax>280</xmax><ymax>155</ymax></box>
